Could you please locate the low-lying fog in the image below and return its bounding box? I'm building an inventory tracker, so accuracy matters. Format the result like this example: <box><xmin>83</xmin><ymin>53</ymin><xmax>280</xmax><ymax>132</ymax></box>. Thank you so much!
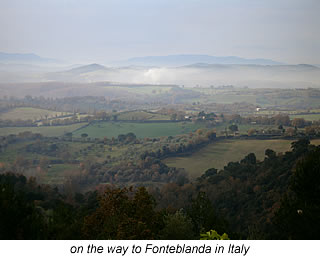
<box><xmin>0</xmin><ymin>63</ymin><xmax>320</xmax><ymax>90</ymax></box>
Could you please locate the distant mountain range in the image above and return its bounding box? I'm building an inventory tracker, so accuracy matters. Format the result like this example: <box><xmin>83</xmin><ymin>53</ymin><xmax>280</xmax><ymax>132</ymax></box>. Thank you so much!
<box><xmin>120</xmin><ymin>54</ymin><xmax>283</xmax><ymax>66</ymax></box>
<box><xmin>40</xmin><ymin>62</ymin><xmax>320</xmax><ymax>89</ymax></box>
<box><xmin>182</xmin><ymin>63</ymin><xmax>319</xmax><ymax>71</ymax></box>
<box><xmin>1</xmin><ymin>52</ymin><xmax>319</xmax><ymax>89</ymax></box>
<box><xmin>0</xmin><ymin>52</ymin><xmax>61</xmax><ymax>64</ymax></box>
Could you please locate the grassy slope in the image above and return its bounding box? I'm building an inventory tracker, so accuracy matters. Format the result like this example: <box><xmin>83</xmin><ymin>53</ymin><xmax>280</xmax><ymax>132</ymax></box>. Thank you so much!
<box><xmin>0</xmin><ymin>107</ymin><xmax>68</xmax><ymax>121</ymax></box>
<box><xmin>0</xmin><ymin>123</ymin><xmax>87</xmax><ymax>137</ymax></box>
<box><xmin>164</xmin><ymin>139</ymin><xmax>320</xmax><ymax>179</ymax></box>
<box><xmin>289</xmin><ymin>114</ymin><xmax>320</xmax><ymax>121</ymax></box>
<box><xmin>73</xmin><ymin>121</ymin><xmax>205</xmax><ymax>138</ymax></box>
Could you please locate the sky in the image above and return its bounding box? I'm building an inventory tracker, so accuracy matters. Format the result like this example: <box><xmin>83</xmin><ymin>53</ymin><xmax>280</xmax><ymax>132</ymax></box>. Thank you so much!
<box><xmin>1</xmin><ymin>0</ymin><xmax>319</xmax><ymax>64</ymax></box>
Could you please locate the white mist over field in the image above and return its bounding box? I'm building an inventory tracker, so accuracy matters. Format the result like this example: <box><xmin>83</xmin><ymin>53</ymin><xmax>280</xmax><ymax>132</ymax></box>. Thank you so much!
<box><xmin>1</xmin><ymin>62</ymin><xmax>320</xmax><ymax>91</ymax></box>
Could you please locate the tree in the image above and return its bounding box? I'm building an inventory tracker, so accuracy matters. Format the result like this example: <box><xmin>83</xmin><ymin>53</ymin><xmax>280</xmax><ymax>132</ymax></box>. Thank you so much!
<box><xmin>117</xmin><ymin>134</ymin><xmax>126</xmax><ymax>142</ymax></box>
<box><xmin>187</xmin><ymin>192</ymin><xmax>226</xmax><ymax>236</ymax></box>
<box><xmin>0</xmin><ymin>173</ymin><xmax>46</xmax><ymax>239</ymax></box>
<box><xmin>274</xmin><ymin>114</ymin><xmax>290</xmax><ymax>126</ymax></box>
<box><xmin>291</xmin><ymin>138</ymin><xmax>310</xmax><ymax>155</ymax></box>
<box><xmin>170</xmin><ymin>113</ymin><xmax>177</xmax><ymax>121</ymax></box>
<box><xmin>125</xmin><ymin>132</ymin><xmax>136</xmax><ymax>143</ymax></box>
<box><xmin>65</xmin><ymin>132</ymin><xmax>73</xmax><ymax>141</ymax></box>
<box><xmin>196</xmin><ymin>129</ymin><xmax>204</xmax><ymax>135</ymax></box>
<box><xmin>228</xmin><ymin>124</ymin><xmax>238</xmax><ymax>132</ymax></box>
<box><xmin>203</xmin><ymin>168</ymin><xmax>218</xmax><ymax>178</ymax></box>
<box><xmin>265</xmin><ymin>149</ymin><xmax>276</xmax><ymax>159</ymax></box>
<box><xmin>205</xmin><ymin>130</ymin><xmax>216</xmax><ymax>140</ymax></box>
<box><xmin>273</xmin><ymin>147</ymin><xmax>320</xmax><ymax>239</ymax></box>
<box><xmin>198</xmin><ymin>111</ymin><xmax>206</xmax><ymax>118</ymax></box>
<box><xmin>241</xmin><ymin>153</ymin><xmax>256</xmax><ymax>164</ymax></box>
<box><xmin>292</xmin><ymin>118</ymin><xmax>306</xmax><ymax>128</ymax></box>
<box><xmin>160</xmin><ymin>210</ymin><xmax>196</xmax><ymax>240</ymax></box>
<box><xmin>200</xmin><ymin>230</ymin><xmax>229</xmax><ymax>240</ymax></box>
<box><xmin>305</xmin><ymin>126</ymin><xmax>320</xmax><ymax>136</ymax></box>
<box><xmin>81</xmin><ymin>133</ymin><xmax>88</xmax><ymax>140</ymax></box>
<box><xmin>285</xmin><ymin>128</ymin><xmax>295</xmax><ymax>136</ymax></box>
<box><xmin>248</xmin><ymin>128</ymin><xmax>256</xmax><ymax>136</ymax></box>
<box><xmin>82</xmin><ymin>187</ymin><xmax>162</xmax><ymax>239</ymax></box>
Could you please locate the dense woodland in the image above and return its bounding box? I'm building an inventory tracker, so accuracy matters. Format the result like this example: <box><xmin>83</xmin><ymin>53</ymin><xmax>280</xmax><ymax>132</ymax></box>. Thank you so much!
<box><xmin>1</xmin><ymin>139</ymin><xmax>319</xmax><ymax>239</ymax></box>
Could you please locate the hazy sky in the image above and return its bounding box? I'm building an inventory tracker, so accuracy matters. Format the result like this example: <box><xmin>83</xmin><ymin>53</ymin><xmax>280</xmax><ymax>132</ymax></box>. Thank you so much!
<box><xmin>1</xmin><ymin>0</ymin><xmax>319</xmax><ymax>64</ymax></box>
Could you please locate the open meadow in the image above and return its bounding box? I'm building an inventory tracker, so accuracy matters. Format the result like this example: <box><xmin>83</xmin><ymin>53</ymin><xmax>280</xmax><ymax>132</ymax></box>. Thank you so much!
<box><xmin>164</xmin><ymin>138</ymin><xmax>320</xmax><ymax>179</ymax></box>
<box><xmin>0</xmin><ymin>123</ymin><xmax>87</xmax><ymax>137</ymax></box>
<box><xmin>73</xmin><ymin>121</ymin><xmax>206</xmax><ymax>138</ymax></box>
<box><xmin>0</xmin><ymin>107</ymin><xmax>68</xmax><ymax>121</ymax></box>
<box><xmin>289</xmin><ymin>113</ymin><xmax>320</xmax><ymax>121</ymax></box>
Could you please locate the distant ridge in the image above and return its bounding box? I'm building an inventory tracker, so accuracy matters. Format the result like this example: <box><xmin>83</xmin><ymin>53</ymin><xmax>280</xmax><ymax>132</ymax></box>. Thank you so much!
<box><xmin>182</xmin><ymin>63</ymin><xmax>319</xmax><ymax>70</ymax></box>
<box><xmin>0</xmin><ymin>52</ymin><xmax>60</xmax><ymax>64</ymax></box>
<box><xmin>121</xmin><ymin>54</ymin><xmax>283</xmax><ymax>66</ymax></box>
<box><xmin>296</xmin><ymin>64</ymin><xmax>319</xmax><ymax>69</ymax></box>
<box><xmin>68</xmin><ymin>63</ymin><xmax>107</xmax><ymax>74</ymax></box>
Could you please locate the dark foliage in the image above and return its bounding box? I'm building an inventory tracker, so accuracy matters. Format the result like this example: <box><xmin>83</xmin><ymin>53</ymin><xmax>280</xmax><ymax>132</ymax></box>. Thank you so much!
<box><xmin>1</xmin><ymin>139</ymin><xmax>319</xmax><ymax>239</ymax></box>
<box><xmin>272</xmin><ymin>146</ymin><xmax>320</xmax><ymax>239</ymax></box>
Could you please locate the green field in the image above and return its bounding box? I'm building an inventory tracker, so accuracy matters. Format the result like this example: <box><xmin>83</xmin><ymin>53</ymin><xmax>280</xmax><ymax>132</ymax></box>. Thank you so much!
<box><xmin>0</xmin><ymin>123</ymin><xmax>87</xmax><ymax>137</ymax></box>
<box><xmin>164</xmin><ymin>139</ymin><xmax>320</xmax><ymax>179</ymax></box>
<box><xmin>289</xmin><ymin>114</ymin><xmax>320</xmax><ymax>121</ymax></box>
<box><xmin>73</xmin><ymin>121</ymin><xmax>206</xmax><ymax>138</ymax></box>
<box><xmin>209</xmin><ymin>94</ymin><xmax>257</xmax><ymax>104</ymax></box>
<box><xmin>0</xmin><ymin>107</ymin><xmax>68</xmax><ymax>121</ymax></box>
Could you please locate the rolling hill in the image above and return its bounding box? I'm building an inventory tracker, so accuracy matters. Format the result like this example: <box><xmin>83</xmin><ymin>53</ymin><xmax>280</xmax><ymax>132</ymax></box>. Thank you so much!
<box><xmin>67</xmin><ymin>63</ymin><xmax>108</xmax><ymax>74</ymax></box>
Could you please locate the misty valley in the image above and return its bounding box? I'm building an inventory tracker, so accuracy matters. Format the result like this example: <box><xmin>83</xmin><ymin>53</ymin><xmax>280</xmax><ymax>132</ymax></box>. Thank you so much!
<box><xmin>0</xmin><ymin>54</ymin><xmax>320</xmax><ymax>240</ymax></box>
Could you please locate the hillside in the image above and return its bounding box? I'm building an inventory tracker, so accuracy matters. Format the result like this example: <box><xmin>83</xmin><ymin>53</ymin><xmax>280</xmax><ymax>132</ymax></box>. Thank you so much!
<box><xmin>67</xmin><ymin>63</ymin><xmax>107</xmax><ymax>74</ymax></box>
